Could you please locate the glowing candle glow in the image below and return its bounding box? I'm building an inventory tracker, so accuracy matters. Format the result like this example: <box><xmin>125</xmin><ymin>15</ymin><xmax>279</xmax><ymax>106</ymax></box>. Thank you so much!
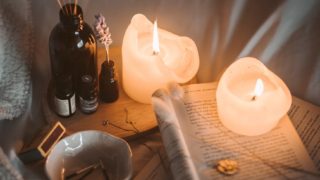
<box><xmin>216</xmin><ymin>57</ymin><xmax>292</xmax><ymax>136</ymax></box>
<box><xmin>122</xmin><ymin>14</ymin><xmax>199</xmax><ymax>104</ymax></box>
<box><xmin>252</xmin><ymin>78</ymin><xmax>264</xmax><ymax>100</ymax></box>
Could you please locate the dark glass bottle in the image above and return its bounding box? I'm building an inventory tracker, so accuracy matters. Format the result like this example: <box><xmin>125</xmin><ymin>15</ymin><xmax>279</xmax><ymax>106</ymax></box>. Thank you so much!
<box><xmin>79</xmin><ymin>74</ymin><xmax>99</xmax><ymax>113</ymax></box>
<box><xmin>54</xmin><ymin>75</ymin><xmax>76</xmax><ymax>117</ymax></box>
<box><xmin>99</xmin><ymin>60</ymin><xmax>119</xmax><ymax>102</ymax></box>
<box><xmin>49</xmin><ymin>4</ymin><xmax>98</xmax><ymax>108</ymax></box>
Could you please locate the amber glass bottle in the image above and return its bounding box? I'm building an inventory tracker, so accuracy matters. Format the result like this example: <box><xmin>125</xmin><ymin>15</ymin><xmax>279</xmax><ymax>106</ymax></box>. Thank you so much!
<box><xmin>49</xmin><ymin>4</ymin><xmax>98</xmax><ymax>113</ymax></box>
<box><xmin>99</xmin><ymin>60</ymin><xmax>119</xmax><ymax>102</ymax></box>
<box><xmin>79</xmin><ymin>74</ymin><xmax>99</xmax><ymax>113</ymax></box>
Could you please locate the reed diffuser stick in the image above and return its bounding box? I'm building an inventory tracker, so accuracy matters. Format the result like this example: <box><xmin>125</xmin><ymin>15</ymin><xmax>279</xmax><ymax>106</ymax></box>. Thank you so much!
<box><xmin>69</xmin><ymin>0</ymin><xmax>73</xmax><ymax>15</ymax></box>
<box><xmin>73</xmin><ymin>0</ymin><xmax>78</xmax><ymax>14</ymax></box>
<box><xmin>61</xmin><ymin>0</ymin><xmax>69</xmax><ymax>15</ymax></box>
<box><xmin>56</xmin><ymin>0</ymin><xmax>66</xmax><ymax>15</ymax></box>
<box><xmin>56</xmin><ymin>0</ymin><xmax>63</xmax><ymax>10</ymax></box>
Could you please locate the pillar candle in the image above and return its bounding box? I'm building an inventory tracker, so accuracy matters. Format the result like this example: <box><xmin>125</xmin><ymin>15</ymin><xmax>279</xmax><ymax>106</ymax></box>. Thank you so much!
<box><xmin>122</xmin><ymin>14</ymin><xmax>199</xmax><ymax>104</ymax></box>
<box><xmin>216</xmin><ymin>57</ymin><xmax>292</xmax><ymax>136</ymax></box>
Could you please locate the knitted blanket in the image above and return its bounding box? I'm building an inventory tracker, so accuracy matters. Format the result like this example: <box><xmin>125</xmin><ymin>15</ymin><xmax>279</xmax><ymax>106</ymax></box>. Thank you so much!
<box><xmin>0</xmin><ymin>0</ymin><xmax>33</xmax><ymax>120</ymax></box>
<box><xmin>0</xmin><ymin>148</ymin><xmax>22</xmax><ymax>180</ymax></box>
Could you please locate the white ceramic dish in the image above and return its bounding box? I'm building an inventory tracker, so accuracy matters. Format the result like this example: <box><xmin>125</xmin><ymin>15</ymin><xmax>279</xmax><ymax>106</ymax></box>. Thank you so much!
<box><xmin>45</xmin><ymin>130</ymin><xmax>132</xmax><ymax>180</ymax></box>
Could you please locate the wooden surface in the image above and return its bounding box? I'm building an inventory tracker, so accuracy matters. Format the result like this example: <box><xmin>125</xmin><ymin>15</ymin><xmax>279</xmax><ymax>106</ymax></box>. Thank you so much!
<box><xmin>43</xmin><ymin>46</ymin><xmax>158</xmax><ymax>140</ymax></box>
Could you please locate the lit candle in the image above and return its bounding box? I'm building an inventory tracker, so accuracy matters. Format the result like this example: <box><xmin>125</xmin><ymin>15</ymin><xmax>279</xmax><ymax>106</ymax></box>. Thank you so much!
<box><xmin>122</xmin><ymin>14</ymin><xmax>199</xmax><ymax>104</ymax></box>
<box><xmin>252</xmin><ymin>78</ymin><xmax>264</xmax><ymax>101</ymax></box>
<box><xmin>216</xmin><ymin>57</ymin><xmax>292</xmax><ymax>136</ymax></box>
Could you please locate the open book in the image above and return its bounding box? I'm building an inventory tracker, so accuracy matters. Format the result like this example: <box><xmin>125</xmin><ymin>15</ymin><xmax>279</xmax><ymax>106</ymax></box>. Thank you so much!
<box><xmin>151</xmin><ymin>82</ymin><xmax>319</xmax><ymax>180</ymax></box>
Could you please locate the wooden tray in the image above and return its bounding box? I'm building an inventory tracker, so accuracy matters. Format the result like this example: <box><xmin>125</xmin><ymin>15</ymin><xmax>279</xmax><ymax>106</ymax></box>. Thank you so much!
<box><xmin>43</xmin><ymin>47</ymin><xmax>158</xmax><ymax>140</ymax></box>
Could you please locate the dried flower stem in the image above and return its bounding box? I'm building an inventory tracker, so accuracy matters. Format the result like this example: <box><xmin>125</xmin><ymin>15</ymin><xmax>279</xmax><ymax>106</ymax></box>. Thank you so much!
<box><xmin>106</xmin><ymin>47</ymin><xmax>110</xmax><ymax>63</ymax></box>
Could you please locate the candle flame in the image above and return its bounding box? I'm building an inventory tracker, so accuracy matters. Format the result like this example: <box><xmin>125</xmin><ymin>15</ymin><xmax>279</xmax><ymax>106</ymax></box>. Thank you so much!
<box><xmin>254</xmin><ymin>78</ymin><xmax>264</xmax><ymax>97</ymax></box>
<box><xmin>153</xmin><ymin>20</ymin><xmax>160</xmax><ymax>55</ymax></box>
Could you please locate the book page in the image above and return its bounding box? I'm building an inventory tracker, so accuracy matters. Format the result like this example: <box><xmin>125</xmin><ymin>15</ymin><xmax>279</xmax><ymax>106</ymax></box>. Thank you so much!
<box><xmin>154</xmin><ymin>82</ymin><xmax>319</xmax><ymax>179</ymax></box>
<box><xmin>288</xmin><ymin>97</ymin><xmax>320</xmax><ymax>169</ymax></box>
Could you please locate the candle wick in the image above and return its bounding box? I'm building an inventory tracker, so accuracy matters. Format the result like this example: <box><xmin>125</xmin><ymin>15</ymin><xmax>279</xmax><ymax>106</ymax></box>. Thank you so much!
<box><xmin>153</xmin><ymin>51</ymin><xmax>159</xmax><ymax>55</ymax></box>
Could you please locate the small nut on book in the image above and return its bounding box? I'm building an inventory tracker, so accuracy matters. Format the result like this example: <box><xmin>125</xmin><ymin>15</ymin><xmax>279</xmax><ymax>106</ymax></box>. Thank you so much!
<box><xmin>216</xmin><ymin>159</ymin><xmax>238</xmax><ymax>175</ymax></box>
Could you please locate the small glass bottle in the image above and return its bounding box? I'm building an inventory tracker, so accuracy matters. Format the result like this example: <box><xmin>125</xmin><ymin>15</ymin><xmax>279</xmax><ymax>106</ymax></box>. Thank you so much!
<box><xmin>79</xmin><ymin>75</ymin><xmax>99</xmax><ymax>113</ymax></box>
<box><xmin>54</xmin><ymin>75</ymin><xmax>76</xmax><ymax>117</ymax></box>
<box><xmin>49</xmin><ymin>4</ymin><xmax>98</xmax><ymax>104</ymax></box>
<box><xmin>99</xmin><ymin>60</ymin><xmax>119</xmax><ymax>102</ymax></box>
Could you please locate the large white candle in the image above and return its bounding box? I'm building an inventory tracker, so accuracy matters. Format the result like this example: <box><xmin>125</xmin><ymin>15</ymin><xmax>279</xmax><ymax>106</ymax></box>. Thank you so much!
<box><xmin>122</xmin><ymin>14</ymin><xmax>199</xmax><ymax>104</ymax></box>
<box><xmin>216</xmin><ymin>57</ymin><xmax>292</xmax><ymax>136</ymax></box>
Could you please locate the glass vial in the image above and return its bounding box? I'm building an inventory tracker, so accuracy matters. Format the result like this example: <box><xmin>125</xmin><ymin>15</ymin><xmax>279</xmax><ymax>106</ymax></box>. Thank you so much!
<box><xmin>79</xmin><ymin>75</ymin><xmax>99</xmax><ymax>113</ymax></box>
<box><xmin>54</xmin><ymin>75</ymin><xmax>76</xmax><ymax>117</ymax></box>
<box><xmin>49</xmin><ymin>3</ymin><xmax>98</xmax><ymax>107</ymax></box>
<box><xmin>99</xmin><ymin>60</ymin><xmax>119</xmax><ymax>102</ymax></box>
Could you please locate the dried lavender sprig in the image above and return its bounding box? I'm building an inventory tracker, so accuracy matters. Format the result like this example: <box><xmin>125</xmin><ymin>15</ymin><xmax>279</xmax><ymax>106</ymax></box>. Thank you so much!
<box><xmin>93</xmin><ymin>13</ymin><xmax>113</xmax><ymax>63</ymax></box>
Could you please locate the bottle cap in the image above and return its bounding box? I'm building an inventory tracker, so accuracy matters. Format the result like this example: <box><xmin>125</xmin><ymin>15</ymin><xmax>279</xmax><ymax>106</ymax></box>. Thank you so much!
<box><xmin>80</xmin><ymin>75</ymin><xmax>97</xmax><ymax>98</ymax></box>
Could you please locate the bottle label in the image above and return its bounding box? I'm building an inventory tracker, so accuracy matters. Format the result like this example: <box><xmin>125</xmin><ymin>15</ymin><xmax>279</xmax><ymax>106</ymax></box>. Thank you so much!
<box><xmin>79</xmin><ymin>96</ymin><xmax>98</xmax><ymax>113</ymax></box>
<box><xmin>54</xmin><ymin>94</ymin><xmax>76</xmax><ymax>116</ymax></box>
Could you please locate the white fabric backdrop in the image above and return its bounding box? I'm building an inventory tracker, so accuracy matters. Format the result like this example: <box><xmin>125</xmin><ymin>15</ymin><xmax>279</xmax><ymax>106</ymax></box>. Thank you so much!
<box><xmin>0</xmin><ymin>0</ymin><xmax>319</xmax><ymax>178</ymax></box>
<box><xmin>31</xmin><ymin>0</ymin><xmax>320</xmax><ymax>106</ymax></box>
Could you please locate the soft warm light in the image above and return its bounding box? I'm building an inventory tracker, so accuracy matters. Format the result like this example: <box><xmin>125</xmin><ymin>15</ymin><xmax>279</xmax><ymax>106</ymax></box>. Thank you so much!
<box><xmin>254</xmin><ymin>78</ymin><xmax>264</xmax><ymax>97</ymax></box>
<box><xmin>122</xmin><ymin>14</ymin><xmax>199</xmax><ymax>104</ymax></box>
<box><xmin>153</xmin><ymin>20</ymin><xmax>160</xmax><ymax>54</ymax></box>
<box><xmin>216</xmin><ymin>57</ymin><xmax>292</xmax><ymax>136</ymax></box>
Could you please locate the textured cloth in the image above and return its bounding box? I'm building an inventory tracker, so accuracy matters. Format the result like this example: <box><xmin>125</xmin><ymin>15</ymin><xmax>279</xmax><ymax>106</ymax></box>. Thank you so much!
<box><xmin>0</xmin><ymin>148</ymin><xmax>22</xmax><ymax>180</ymax></box>
<box><xmin>0</xmin><ymin>0</ymin><xmax>33</xmax><ymax>120</ymax></box>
